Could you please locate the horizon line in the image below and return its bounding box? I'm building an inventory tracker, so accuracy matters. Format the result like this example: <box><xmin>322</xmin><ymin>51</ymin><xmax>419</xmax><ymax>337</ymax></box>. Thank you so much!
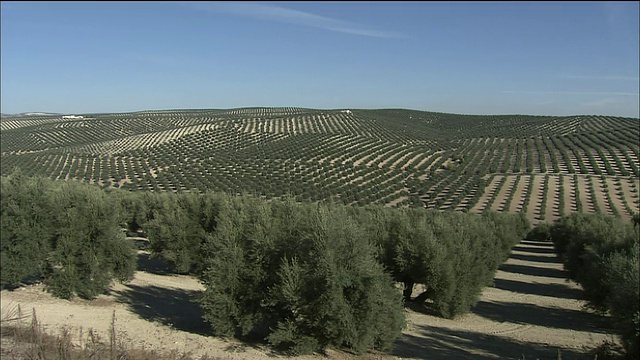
<box><xmin>3</xmin><ymin>106</ymin><xmax>639</xmax><ymax>119</ymax></box>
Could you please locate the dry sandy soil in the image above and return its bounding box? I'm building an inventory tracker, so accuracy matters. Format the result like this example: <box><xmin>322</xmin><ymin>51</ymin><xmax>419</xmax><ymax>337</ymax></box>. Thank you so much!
<box><xmin>1</xmin><ymin>241</ymin><xmax>618</xmax><ymax>360</ymax></box>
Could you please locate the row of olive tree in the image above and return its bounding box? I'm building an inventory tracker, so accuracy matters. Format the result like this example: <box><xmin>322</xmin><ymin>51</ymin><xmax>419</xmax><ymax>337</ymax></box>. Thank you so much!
<box><xmin>103</xmin><ymin>190</ymin><xmax>407</xmax><ymax>354</ymax></box>
<box><xmin>123</xmin><ymin>190</ymin><xmax>530</xmax><ymax>323</ymax></box>
<box><xmin>1</xmin><ymin>170</ymin><xmax>135</xmax><ymax>298</ymax></box>
<box><xmin>119</xmin><ymin>190</ymin><xmax>531</xmax><ymax>352</ymax></box>
<box><xmin>350</xmin><ymin>206</ymin><xmax>529</xmax><ymax>318</ymax></box>
<box><xmin>549</xmin><ymin>213</ymin><xmax>639</xmax><ymax>359</ymax></box>
<box><xmin>2</xmin><ymin>171</ymin><xmax>530</xmax><ymax>355</ymax></box>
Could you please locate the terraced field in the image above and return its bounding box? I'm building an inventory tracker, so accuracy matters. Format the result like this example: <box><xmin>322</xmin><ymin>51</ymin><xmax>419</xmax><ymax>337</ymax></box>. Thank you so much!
<box><xmin>1</xmin><ymin>108</ymin><xmax>638</xmax><ymax>223</ymax></box>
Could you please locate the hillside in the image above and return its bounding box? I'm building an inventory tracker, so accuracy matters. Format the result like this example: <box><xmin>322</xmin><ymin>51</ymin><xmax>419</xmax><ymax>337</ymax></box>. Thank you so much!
<box><xmin>1</xmin><ymin>107</ymin><xmax>638</xmax><ymax>223</ymax></box>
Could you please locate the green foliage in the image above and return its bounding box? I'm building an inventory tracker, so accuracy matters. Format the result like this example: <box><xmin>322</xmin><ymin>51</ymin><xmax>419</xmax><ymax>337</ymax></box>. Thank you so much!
<box><xmin>482</xmin><ymin>210</ymin><xmax>530</xmax><ymax>254</ymax></box>
<box><xmin>603</xmin><ymin>243</ymin><xmax>639</xmax><ymax>359</ymax></box>
<box><xmin>268</xmin><ymin>205</ymin><xmax>405</xmax><ymax>354</ymax></box>
<box><xmin>2</xmin><ymin>110</ymin><xmax>638</xmax><ymax>215</ymax></box>
<box><xmin>376</xmin><ymin>208</ymin><xmax>446</xmax><ymax>302</ymax></box>
<box><xmin>1</xmin><ymin>171</ymin><xmax>136</xmax><ymax>299</ymax></box>
<box><xmin>355</xmin><ymin>207</ymin><xmax>526</xmax><ymax>319</ymax></box>
<box><xmin>4</xmin><ymin>153</ymin><xmax>638</xmax><ymax>355</ymax></box>
<box><xmin>1</xmin><ymin>170</ymin><xmax>54</xmax><ymax>288</ymax></box>
<box><xmin>424</xmin><ymin>210</ymin><xmax>525</xmax><ymax>318</ymax></box>
<box><xmin>112</xmin><ymin>190</ymin><xmax>148</xmax><ymax>233</ymax></box>
<box><xmin>549</xmin><ymin>213</ymin><xmax>639</xmax><ymax>358</ymax></box>
<box><xmin>145</xmin><ymin>192</ymin><xmax>204</xmax><ymax>273</ymax></box>
<box><xmin>198</xmin><ymin>197</ymin><xmax>405</xmax><ymax>355</ymax></box>
<box><xmin>526</xmin><ymin>222</ymin><xmax>551</xmax><ymax>242</ymax></box>
<box><xmin>550</xmin><ymin>213</ymin><xmax>633</xmax><ymax>307</ymax></box>
<box><xmin>44</xmin><ymin>181</ymin><xmax>136</xmax><ymax>299</ymax></box>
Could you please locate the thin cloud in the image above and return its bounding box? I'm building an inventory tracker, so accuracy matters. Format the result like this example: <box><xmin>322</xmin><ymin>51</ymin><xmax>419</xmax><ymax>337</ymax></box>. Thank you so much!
<box><xmin>535</xmin><ymin>100</ymin><xmax>556</xmax><ymax>106</ymax></box>
<box><xmin>183</xmin><ymin>2</ymin><xmax>407</xmax><ymax>39</ymax></box>
<box><xmin>581</xmin><ymin>98</ymin><xmax>623</xmax><ymax>107</ymax></box>
<box><xmin>501</xmin><ymin>90</ymin><xmax>639</xmax><ymax>96</ymax></box>
<box><xmin>121</xmin><ymin>52</ymin><xmax>194</xmax><ymax>67</ymax></box>
<box><xmin>603</xmin><ymin>2</ymin><xmax>638</xmax><ymax>36</ymax></box>
<box><xmin>560</xmin><ymin>74</ymin><xmax>640</xmax><ymax>81</ymax></box>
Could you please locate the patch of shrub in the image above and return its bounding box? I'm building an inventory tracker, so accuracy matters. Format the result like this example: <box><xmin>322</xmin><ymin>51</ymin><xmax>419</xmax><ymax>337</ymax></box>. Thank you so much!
<box><xmin>423</xmin><ymin>210</ymin><xmax>526</xmax><ymax>318</ymax></box>
<box><xmin>526</xmin><ymin>222</ymin><xmax>551</xmax><ymax>242</ymax></box>
<box><xmin>1</xmin><ymin>171</ymin><xmax>54</xmax><ymax>288</ymax></box>
<box><xmin>43</xmin><ymin>181</ymin><xmax>136</xmax><ymax>299</ymax></box>
<box><xmin>1</xmin><ymin>170</ymin><xmax>136</xmax><ymax>299</ymax></box>
<box><xmin>198</xmin><ymin>197</ymin><xmax>405</xmax><ymax>355</ymax></box>
<box><xmin>550</xmin><ymin>213</ymin><xmax>634</xmax><ymax>308</ymax></box>
<box><xmin>549</xmin><ymin>213</ymin><xmax>639</xmax><ymax>358</ymax></box>
<box><xmin>603</xmin><ymin>242</ymin><xmax>639</xmax><ymax>359</ymax></box>
<box><xmin>354</xmin><ymin>207</ymin><xmax>527</xmax><ymax>319</ymax></box>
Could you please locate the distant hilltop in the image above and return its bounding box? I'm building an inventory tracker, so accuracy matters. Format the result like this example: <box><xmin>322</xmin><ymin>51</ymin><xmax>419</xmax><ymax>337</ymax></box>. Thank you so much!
<box><xmin>1</xmin><ymin>112</ymin><xmax>62</xmax><ymax>117</ymax></box>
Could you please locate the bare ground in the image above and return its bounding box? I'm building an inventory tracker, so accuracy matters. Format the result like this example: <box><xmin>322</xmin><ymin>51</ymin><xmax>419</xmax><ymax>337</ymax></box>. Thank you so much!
<box><xmin>508</xmin><ymin>175</ymin><xmax>529</xmax><ymax>213</ymax></box>
<box><xmin>1</xmin><ymin>242</ymin><xmax>618</xmax><ymax>360</ymax></box>
<box><xmin>575</xmin><ymin>176</ymin><xmax>593</xmax><ymax>213</ymax></box>
<box><xmin>591</xmin><ymin>176</ymin><xmax>613</xmax><ymax>217</ymax></box>
<box><xmin>471</xmin><ymin>175</ymin><xmax>503</xmax><ymax>213</ymax></box>
<box><xmin>563</xmin><ymin>175</ymin><xmax>577</xmax><ymax>215</ymax></box>
<box><xmin>525</xmin><ymin>175</ymin><xmax>545</xmax><ymax>224</ymax></box>
<box><xmin>606</xmin><ymin>177</ymin><xmax>628</xmax><ymax>220</ymax></box>
<box><xmin>490</xmin><ymin>176</ymin><xmax>517</xmax><ymax>212</ymax></box>
<box><xmin>473</xmin><ymin>173</ymin><xmax>638</xmax><ymax>225</ymax></box>
<box><xmin>545</xmin><ymin>175</ymin><xmax>560</xmax><ymax>223</ymax></box>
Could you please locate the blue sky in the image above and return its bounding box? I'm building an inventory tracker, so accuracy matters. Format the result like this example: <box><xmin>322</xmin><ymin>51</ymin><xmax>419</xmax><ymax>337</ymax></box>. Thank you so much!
<box><xmin>1</xmin><ymin>1</ymin><xmax>638</xmax><ymax>117</ymax></box>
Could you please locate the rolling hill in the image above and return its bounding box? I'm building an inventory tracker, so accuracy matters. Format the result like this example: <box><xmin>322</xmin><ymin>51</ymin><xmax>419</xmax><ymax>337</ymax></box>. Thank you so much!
<box><xmin>1</xmin><ymin>107</ymin><xmax>638</xmax><ymax>224</ymax></box>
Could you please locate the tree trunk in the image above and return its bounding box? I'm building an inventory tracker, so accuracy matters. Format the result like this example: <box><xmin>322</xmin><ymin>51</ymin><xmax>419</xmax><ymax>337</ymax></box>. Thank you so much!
<box><xmin>403</xmin><ymin>281</ymin><xmax>414</xmax><ymax>302</ymax></box>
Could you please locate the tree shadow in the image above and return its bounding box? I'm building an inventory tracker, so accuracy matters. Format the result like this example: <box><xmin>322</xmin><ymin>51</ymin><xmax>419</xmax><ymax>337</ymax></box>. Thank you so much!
<box><xmin>509</xmin><ymin>253</ymin><xmax>563</xmax><ymax>264</ymax></box>
<box><xmin>471</xmin><ymin>300</ymin><xmax>612</xmax><ymax>333</ymax></box>
<box><xmin>498</xmin><ymin>263</ymin><xmax>567</xmax><ymax>279</ymax></box>
<box><xmin>403</xmin><ymin>299</ymin><xmax>443</xmax><ymax>317</ymax></box>
<box><xmin>520</xmin><ymin>240</ymin><xmax>553</xmax><ymax>246</ymax></box>
<box><xmin>221</xmin><ymin>341</ymin><xmax>282</xmax><ymax>358</ymax></box>
<box><xmin>392</xmin><ymin>324</ymin><xmax>594</xmax><ymax>360</ymax></box>
<box><xmin>511</xmin><ymin>245</ymin><xmax>557</xmax><ymax>254</ymax></box>
<box><xmin>492</xmin><ymin>278</ymin><xmax>584</xmax><ymax>300</ymax></box>
<box><xmin>114</xmin><ymin>284</ymin><xmax>212</xmax><ymax>336</ymax></box>
<box><xmin>113</xmin><ymin>283</ymin><xmax>285</xmax><ymax>357</ymax></box>
<box><xmin>136</xmin><ymin>252</ymin><xmax>174</xmax><ymax>275</ymax></box>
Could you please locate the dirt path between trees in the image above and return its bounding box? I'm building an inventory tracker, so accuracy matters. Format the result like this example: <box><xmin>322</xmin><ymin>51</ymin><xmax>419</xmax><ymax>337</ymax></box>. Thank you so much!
<box><xmin>1</xmin><ymin>241</ymin><xmax>617</xmax><ymax>359</ymax></box>
<box><xmin>392</xmin><ymin>240</ymin><xmax>615</xmax><ymax>359</ymax></box>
